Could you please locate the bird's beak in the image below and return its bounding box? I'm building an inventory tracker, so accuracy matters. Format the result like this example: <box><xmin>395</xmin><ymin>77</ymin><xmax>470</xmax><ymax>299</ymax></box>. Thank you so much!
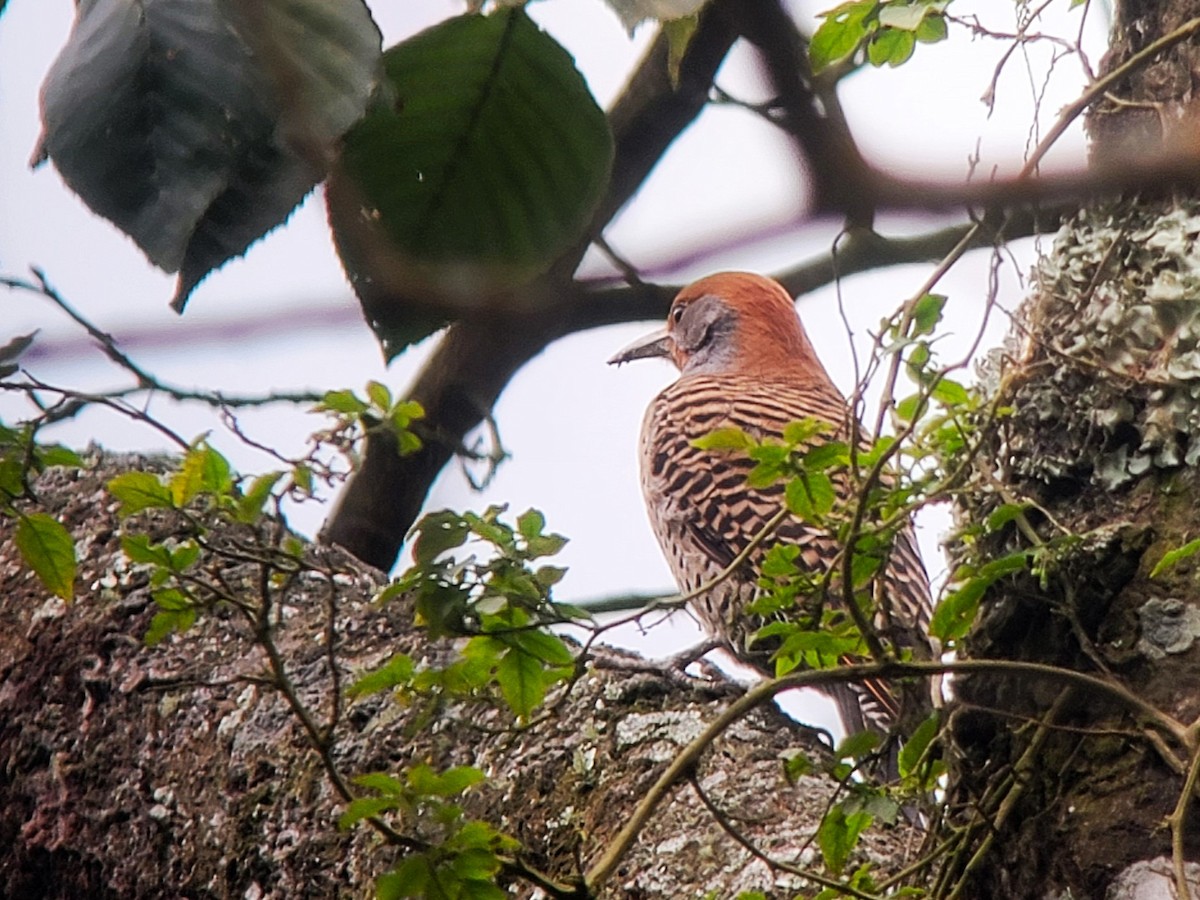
<box><xmin>607</xmin><ymin>327</ymin><xmax>673</xmax><ymax>366</ymax></box>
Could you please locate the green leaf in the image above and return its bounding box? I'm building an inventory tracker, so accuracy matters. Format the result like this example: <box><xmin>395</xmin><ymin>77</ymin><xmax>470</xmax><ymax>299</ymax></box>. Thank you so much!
<box><xmin>319</xmin><ymin>389</ymin><xmax>369</xmax><ymax>415</ymax></box>
<box><xmin>144</xmin><ymin>589</ymin><xmax>197</xmax><ymax>645</ymax></box>
<box><xmin>496</xmin><ymin>648</ymin><xmax>545</xmax><ymax>718</ymax></box>
<box><xmin>15</xmin><ymin>512</ymin><xmax>76</xmax><ymax>601</ymax></box>
<box><xmin>878</xmin><ymin>2</ymin><xmax>929</xmax><ymax>30</ymax></box>
<box><xmin>803</xmin><ymin>440</ymin><xmax>849</xmax><ymax>471</ymax></box>
<box><xmin>782</xmin><ymin>418</ymin><xmax>832</xmax><ymax>446</ymax></box>
<box><xmin>418</xmin><ymin>765</ymin><xmax>485</xmax><ymax>798</ymax></box>
<box><xmin>910</xmin><ymin>292</ymin><xmax>947</xmax><ymax>336</ymax></box>
<box><xmin>406</xmin><ymin>763</ymin><xmax>484</xmax><ymax>798</ymax></box>
<box><xmin>356</xmin><ymin>771</ymin><xmax>406</xmax><ymax>796</ymax></box>
<box><xmin>170</xmin><ymin>541</ymin><xmax>200</xmax><ymax>571</ymax></box>
<box><xmin>144</xmin><ymin>610</ymin><xmax>186</xmax><ymax>646</ymax></box>
<box><xmin>412</xmin><ymin>510</ymin><xmax>471</xmax><ymax>564</ymax></box>
<box><xmin>170</xmin><ymin>444</ymin><xmax>232</xmax><ymax>505</ymax></box>
<box><xmin>392</xmin><ymin>399</ymin><xmax>425</xmax><ymax>425</ymax></box>
<box><xmin>516</xmin><ymin>509</ymin><xmax>545</xmax><ymax>540</ymax></box>
<box><xmin>985</xmin><ymin>503</ymin><xmax>1028</xmax><ymax>533</ymax></box>
<box><xmin>291</xmin><ymin>464</ymin><xmax>314</xmax><ymax>495</ymax></box>
<box><xmin>38</xmin><ymin>445</ymin><xmax>84</xmax><ymax>469</ymax></box>
<box><xmin>817</xmin><ymin>804</ymin><xmax>873</xmax><ymax>876</ymax></box>
<box><xmin>867</xmin><ymin>26</ymin><xmax>915</xmax><ymax>67</ymax></box>
<box><xmin>1151</xmin><ymin>537</ymin><xmax>1200</xmax><ymax>579</ymax></box>
<box><xmin>235</xmin><ymin>471</ymin><xmax>284</xmax><ymax>523</ymax></box>
<box><xmin>898</xmin><ymin>712</ymin><xmax>940</xmax><ymax>779</ymax></box>
<box><xmin>810</xmin><ymin>0</ymin><xmax>874</xmax><ymax>72</ymax></box>
<box><xmin>39</xmin><ymin>0</ymin><xmax>380</xmax><ymax>309</ymax></box>
<box><xmin>931</xmin><ymin>378</ymin><xmax>971</xmax><ymax>408</ymax></box>
<box><xmin>785</xmin><ymin>472</ymin><xmax>836</xmax><ymax>520</ymax></box>
<box><xmin>692</xmin><ymin>426</ymin><xmax>753</xmax><ymax>452</ymax></box>
<box><xmin>377</xmin><ymin>855</ymin><xmax>433</xmax><ymax>900</ymax></box>
<box><xmin>366</xmin><ymin>380</ymin><xmax>393</xmax><ymax>411</ymax></box>
<box><xmin>534</xmin><ymin>565</ymin><xmax>568</xmax><ymax>588</ymax></box>
<box><xmin>915</xmin><ymin>12</ymin><xmax>948</xmax><ymax>42</ymax></box>
<box><xmin>108</xmin><ymin>471</ymin><xmax>174</xmax><ymax>515</ymax></box>
<box><xmin>347</xmin><ymin>653</ymin><xmax>415</xmax><ymax>699</ymax></box>
<box><xmin>849</xmin><ymin>549</ymin><xmax>883</xmax><ymax>587</ymax></box>
<box><xmin>979</xmin><ymin>550</ymin><xmax>1034</xmax><ymax>580</ymax></box>
<box><xmin>526</xmin><ymin>533</ymin><xmax>568</xmax><ymax>559</ymax></box>
<box><xmin>510</xmin><ymin>629</ymin><xmax>575</xmax><ymax>666</ymax></box>
<box><xmin>836</xmin><ymin>728</ymin><xmax>881</xmax><ymax>761</ymax></box>
<box><xmin>894</xmin><ymin>393</ymin><xmax>923</xmax><ymax>423</ymax></box>
<box><xmin>929</xmin><ymin>577</ymin><xmax>987</xmax><ymax>643</ymax></box>
<box><xmin>330</xmin><ymin>9</ymin><xmax>613</xmax><ymax>356</ymax></box>
<box><xmin>339</xmin><ymin>796</ymin><xmax>401</xmax><ymax>832</ymax></box>
<box><xmin>121</xmin><ymin>534</ymin><xmax>174</xmax><ymax>567</ymax></box>
<box><xmin>761</xmin><ymin>544</ymin><xmax>800</xmax><ymax>578</ymax></box>
<box><xmin>782</xmin><ymin>750</ymin><xmax>815</xmax><ymax>782</ymax></box>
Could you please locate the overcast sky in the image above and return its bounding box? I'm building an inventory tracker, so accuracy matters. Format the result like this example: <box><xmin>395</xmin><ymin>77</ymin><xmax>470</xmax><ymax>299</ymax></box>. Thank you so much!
<box><xmin>0</xmin><ymin>0</ymin><xmax>1109</xmax><ymax>728</ymax></box>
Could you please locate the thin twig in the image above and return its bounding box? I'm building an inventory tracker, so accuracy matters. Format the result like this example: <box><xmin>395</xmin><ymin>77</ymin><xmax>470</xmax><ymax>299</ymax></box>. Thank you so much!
<box><xmin>1169</xmin><ymin>741</ymin><xmax>1200</xmax><ymax>900</ymax></box>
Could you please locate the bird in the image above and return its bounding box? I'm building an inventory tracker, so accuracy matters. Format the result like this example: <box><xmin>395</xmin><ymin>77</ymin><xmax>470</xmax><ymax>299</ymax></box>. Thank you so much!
<box><xmin>609</xmin><ymin>271</ymin><xmax>935</xmax><ymax>776</ymax></box>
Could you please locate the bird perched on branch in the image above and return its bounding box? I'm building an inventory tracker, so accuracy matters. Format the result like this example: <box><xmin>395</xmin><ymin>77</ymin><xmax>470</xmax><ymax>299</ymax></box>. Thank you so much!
<box><xmin>609</xmin><ymin>272</ymin><xmax>935</xmax><ymax>775</ymax></box>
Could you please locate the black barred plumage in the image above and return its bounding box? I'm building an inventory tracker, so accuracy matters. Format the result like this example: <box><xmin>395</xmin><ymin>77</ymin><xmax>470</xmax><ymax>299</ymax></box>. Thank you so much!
<box><xmin>611</xmin><ymin>272</ymin><xmax>936</xmax><ymax>770</ymax></box>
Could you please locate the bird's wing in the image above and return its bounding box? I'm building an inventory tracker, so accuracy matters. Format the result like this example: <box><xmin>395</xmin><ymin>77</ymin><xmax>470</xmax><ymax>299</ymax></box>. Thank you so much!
<box><xmin>644</xmin><ymin>374</ymin><xmax>933</xmax><ymax>637</ymax></box>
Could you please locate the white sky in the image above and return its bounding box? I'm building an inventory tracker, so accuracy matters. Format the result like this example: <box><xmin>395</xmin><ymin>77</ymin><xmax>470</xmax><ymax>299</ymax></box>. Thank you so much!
<box><xmin>0</xmin><ymin>0</ymin><xmax>1110</xmax><ymax>728</ymax></box>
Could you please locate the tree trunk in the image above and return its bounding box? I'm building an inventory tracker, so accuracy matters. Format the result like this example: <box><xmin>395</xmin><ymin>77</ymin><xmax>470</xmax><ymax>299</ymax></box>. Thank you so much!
<box><xmin>947</xmin><ymin>2</ymin><xmax>1200</xmax><ymax>895</ymax></box>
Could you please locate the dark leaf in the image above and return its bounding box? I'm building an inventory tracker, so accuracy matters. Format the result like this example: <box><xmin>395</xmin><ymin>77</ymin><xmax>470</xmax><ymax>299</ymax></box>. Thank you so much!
<box><xmin>328</xmin><ymin>10</ymin><xmax>613</xmax><ymax>356</ymax></box>
<box><xmin>38</xmin><ymin>0</ymin><xmax>379</xmax><ymax>309</ymax></box>
<box><xmin>412</xmin><ymin>510</ymin><xmax>470</xmax><ymax>564</ymax></box>
<box><xmin>0</xmin><ymin>331</ymin><xmax>36</xmax><ymax>364</ymax></box>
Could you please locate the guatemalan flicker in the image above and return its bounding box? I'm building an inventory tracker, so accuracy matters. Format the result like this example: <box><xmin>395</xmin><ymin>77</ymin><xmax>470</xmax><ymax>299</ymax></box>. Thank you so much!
<box><xmin>609</xmin><ymin>272</ymin><xmax>935</xmax><ymax>769</ymax></box>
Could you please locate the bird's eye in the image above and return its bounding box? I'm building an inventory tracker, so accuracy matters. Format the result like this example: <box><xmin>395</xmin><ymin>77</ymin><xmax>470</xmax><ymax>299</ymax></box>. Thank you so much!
<box><xmin>671</xmin><ymin>305</ymin><xmax>684</xmax><ymax>324</ymax></box>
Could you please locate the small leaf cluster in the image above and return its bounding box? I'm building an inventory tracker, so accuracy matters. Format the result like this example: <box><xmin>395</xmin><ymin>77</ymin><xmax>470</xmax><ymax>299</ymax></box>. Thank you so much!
<box><xmin>936</xmin><ymin>518</ymin><xmax>1103</xmax><ymax>648</ymax></box>
<box><xmin>811</xmin><ymin>0</ymin><xmax>951</xmax><ymax>72</ymax></box>
<box><xmin>316</xmin><ymin>382</ymin><xmax>425</xmax><ymax>460</ymax></box>
<box><xmin>108</xmin><ymin>440</ymin><xmax>306</xmax><ymax>644</ymax></box>
<box><xmin>779</xmin><ymin>713</ymin><xmax>942</xmax><ymax>891</ymax></box>
<box><xmin>341</xmin><ymin>765</ymin><xmax>517</xmax><ymax>900</ymax></box>
<box><xmin>895</xmin><ymin>293</ymin><xmax>978</xmax><ymax>425</ymax></box>
<box><xmin>695</xmin><ymin>418</ymin><xmax>916</xmax><ymax>674</ymax></box>
<box><xmin>361</xmin><ymin>506</ymin><xmax>579</xmax><ymax>720</ymax></box>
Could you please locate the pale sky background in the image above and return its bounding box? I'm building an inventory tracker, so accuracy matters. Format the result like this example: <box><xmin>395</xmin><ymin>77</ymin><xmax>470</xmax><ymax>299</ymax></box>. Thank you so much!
<box><xmin>0</xmin><ymin>1</ymin><xmax>1109</xmax><ymax>730</ymax></box>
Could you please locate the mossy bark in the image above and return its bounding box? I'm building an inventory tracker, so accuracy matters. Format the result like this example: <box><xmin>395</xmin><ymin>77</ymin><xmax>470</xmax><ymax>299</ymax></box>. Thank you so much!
<box><xmin>947</xmin><ymin>4</ymin><xmax>1200</xmax><ymax>895</ymax></box>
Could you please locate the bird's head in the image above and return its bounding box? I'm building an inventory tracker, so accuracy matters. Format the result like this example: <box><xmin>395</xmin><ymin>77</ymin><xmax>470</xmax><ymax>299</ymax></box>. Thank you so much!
<box><xmin>608</xmin><ymin>272</ymin><xmax>827</xmax><ymax>380</ymax></box>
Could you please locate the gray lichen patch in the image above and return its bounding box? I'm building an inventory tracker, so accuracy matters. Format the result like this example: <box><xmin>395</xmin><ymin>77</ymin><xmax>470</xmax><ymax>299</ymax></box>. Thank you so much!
<box><xmin>1105</xmin><ymin>856</ymin><xmax>1200</xmax><ymax>900</ymax></box>
<box><xmin>613</xmin><ymin>709</ymin><xmax>706</xmax><ymax>757</ymax></box>
<box><xmin>993</xmin><ymin>197</ymin><xmax>1200</xmax><ymax>491</ymax></box>
<box><xmin>1135</xmin><ymin>597</ymin><xmax>1200</xmax><ymax>658</ymax></box>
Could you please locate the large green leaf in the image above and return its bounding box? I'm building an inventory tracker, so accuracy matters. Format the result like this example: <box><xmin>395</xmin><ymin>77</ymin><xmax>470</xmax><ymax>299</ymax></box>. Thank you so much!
<box><xmin>15</xmin><ymin>513</ymin><xmax>77</xmax><ymax>601</ymax></box>
<box><xmin>328</xmin><ymin>10</ymin><xmax>613</xmax><ymax>356</ymax></box>
<box><xmin>37</xmin><ymin>0</ymin><xmax>380</xmax><ymax>310</ymax></box>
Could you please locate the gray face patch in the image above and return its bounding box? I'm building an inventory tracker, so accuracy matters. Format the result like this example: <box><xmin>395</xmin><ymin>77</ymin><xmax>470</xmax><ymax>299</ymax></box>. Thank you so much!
<box><xmin>675</xmin><ymin>295</ymin><xmax>738</xmax><ymax>375</ymax></box>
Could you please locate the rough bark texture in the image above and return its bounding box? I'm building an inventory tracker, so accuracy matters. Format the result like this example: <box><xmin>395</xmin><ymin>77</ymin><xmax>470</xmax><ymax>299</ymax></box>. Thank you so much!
<box><xmin>946</xmin><ymin>2</ymin><xmax>1200</xmax><ymax>890</ymax></box>
<box><xmin>0</xmin><ymin>454</ymin><xmax>923</xmax><ymax>898</ymax></box>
